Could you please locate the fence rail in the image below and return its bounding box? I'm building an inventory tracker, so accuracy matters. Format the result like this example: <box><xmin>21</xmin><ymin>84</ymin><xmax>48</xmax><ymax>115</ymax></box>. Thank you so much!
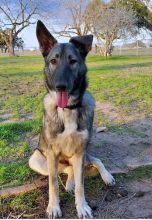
<box><xmin>0</xmin><ymin>47</ymin><xmax>152</xmax><ymax>57</ymax></box>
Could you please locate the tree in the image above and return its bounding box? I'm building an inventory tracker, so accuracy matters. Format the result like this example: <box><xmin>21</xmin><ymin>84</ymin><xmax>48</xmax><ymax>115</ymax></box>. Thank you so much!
<box><xmin>0</xmin><ymin>29</ymin><xmax>7</xmax><ymax>53</ymax></box>
<box><xmin>0</xmin><ymin>0</ymin><xmax>54</xmax><ymax>56</ymax></box>
<box><xmin>0</xmin><ymin>0</ymin><xmax>39</xmax><ymax>56</ymax></box>
<box><xmin>85</xmin><ymin>1</ymin><xmax>137</xmax><ymax>56</ymax></box>
<box><xmin>112</xmin><ymin>0</ymin><xmax>152</xmax><ymax>31</ymax></box>
<box><xmin>0</xmin><ymin>29</ymin><xmax>24</xmax><ymax>53</ymax></box>
<box><xmin>15</xmin><ymin>37</ymin><xmax>24</xmax><ymax>51</ymax></box>
<box><xmin>54</xmin><ymin>0</ymin><xmax>90</xmax><ymax>37</ymax></box>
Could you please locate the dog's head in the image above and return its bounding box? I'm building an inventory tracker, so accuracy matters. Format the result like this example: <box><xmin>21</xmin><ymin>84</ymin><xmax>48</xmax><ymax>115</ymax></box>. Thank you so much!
<box><xmin>36</xmin><ymin>20</ymin><xmax>93</xmax><ymax>108</ymax></box>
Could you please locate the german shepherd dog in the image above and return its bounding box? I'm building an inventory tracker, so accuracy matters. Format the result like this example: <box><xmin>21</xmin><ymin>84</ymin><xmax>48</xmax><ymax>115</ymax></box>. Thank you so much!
<box><xmin>29</xmin><ymin>20</ymin><xmax>115</xmax><ymax>219</ymax></box>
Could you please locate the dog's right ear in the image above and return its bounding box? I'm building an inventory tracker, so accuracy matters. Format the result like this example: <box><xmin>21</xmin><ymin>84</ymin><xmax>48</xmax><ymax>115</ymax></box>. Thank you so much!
<box><xmin>36</xmin><ymin>20</ymin><xmax>57</xmax><ymax>57</ymax></box>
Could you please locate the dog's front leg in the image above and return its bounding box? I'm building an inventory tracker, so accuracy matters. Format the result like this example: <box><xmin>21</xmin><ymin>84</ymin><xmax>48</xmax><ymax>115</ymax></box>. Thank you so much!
<box><xmin>70</xmin><ymin>152</ymin><xmax>92</xmax><ymax>219</ymax></box>
<box><xmin>46</xmin><ymin>149</ymin><xmax>62</xmax><ymax>218</ymax></box>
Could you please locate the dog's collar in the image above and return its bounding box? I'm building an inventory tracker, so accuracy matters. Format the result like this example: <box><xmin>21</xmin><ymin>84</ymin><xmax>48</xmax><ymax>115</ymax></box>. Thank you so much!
<box><xmin>57</xmin><ymin>102</ymin><xmax>82</xmax><ymax>110</ymax></box>
<box><xmin>65</xmin><ymin>102</ymin><xmax>82</xmax><ymax>110</ymax></box>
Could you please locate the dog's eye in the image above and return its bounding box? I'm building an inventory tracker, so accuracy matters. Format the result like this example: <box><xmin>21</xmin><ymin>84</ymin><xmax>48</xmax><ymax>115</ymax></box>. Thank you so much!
<box><xmin>50</xmin><ymin>59</ymin><xmax>57</xmax><ymax>65</ymax></box>
<box><xmin>70</xmin><ymin>59</ymin><xmax>77</xmax><ymax>65</ymax></box>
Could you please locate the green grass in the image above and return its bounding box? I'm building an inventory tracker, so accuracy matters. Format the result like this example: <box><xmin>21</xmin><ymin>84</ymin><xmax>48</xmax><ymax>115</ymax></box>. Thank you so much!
<box><xmin>116</xmin><ymin>165</ymin><xmax>152</xmax><ymax>183</ymax></box>
<box><xmin>0</xmin><ymin>121</ymin><xmax>40</xmax><ymax>187</ymax></box>
<box><xmin>107</xmin><ymin>123</ymin><xmax>148</xmax><ymax>138</ymax></box>
<box><xmin>1</xmin><ymin>190</ymin><xmax>41</xmax><ymax>218</ymax></box>
<box><xmin>88</xmin><ymin>56</ymin><xmax>152</xmax><ymax>117</ymax></box>
<box><xmin>0</xmin><ymin>56</ymin><xmax>44</xmax><ymax>120</ymax></box>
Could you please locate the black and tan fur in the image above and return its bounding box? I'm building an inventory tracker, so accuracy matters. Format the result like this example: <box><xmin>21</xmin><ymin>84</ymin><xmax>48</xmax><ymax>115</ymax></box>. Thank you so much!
<box><xmin>29</xmin><ymin>20</ymin><xmax>115</xmax><ymax>219</ymax></box>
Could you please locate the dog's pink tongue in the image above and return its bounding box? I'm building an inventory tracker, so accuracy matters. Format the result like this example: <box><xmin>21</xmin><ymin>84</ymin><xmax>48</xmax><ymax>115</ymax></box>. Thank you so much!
<box><xmin>57</xmin><ymin>91</ymin><xmax>68</xmax><ymax>108</ymax></box>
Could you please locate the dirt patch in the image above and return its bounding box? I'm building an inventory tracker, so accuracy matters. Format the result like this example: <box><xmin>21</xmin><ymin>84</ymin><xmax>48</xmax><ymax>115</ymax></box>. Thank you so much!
<box><xmin>89</xmin><ymin>127</ymin><xmax>152</xmax><ymax>173</ymax></box>
<box><xmin>89</xmin><ymin>113</ymin><xmax>152</xmax><ymax>174</ymax></box>
<box><xmin>96</xmin><ymin>101</ymin><xmax>122</xmax><ymax>122</ymax></box>
<box><xmin>0</xmin><ymin>112</ymin><xmax>34</xmax><ymax>124</ymax></box>
<box><xmin>29</xmin><ymin>135</ymin><xmax>39</xmax><ymax>150</ymax></box>
<box><xmin>96</xmin><ymin>178</ymin><xmax>152</xmax><ymax>219</ymax></box>
<box><xmin>95</xmin><ymin>101</ymin><xmax>149</xmax><ymax>124</ymax></box>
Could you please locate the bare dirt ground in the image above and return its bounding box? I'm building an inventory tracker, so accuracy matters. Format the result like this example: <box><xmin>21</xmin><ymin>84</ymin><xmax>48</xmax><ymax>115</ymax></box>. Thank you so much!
<box><xmin>93</xmin><ymin>178</ymin><xmax>152</xmax><ymax>219</ymax></box>
<box><xmin>91</xmin><ymin>101</ymin><xmax>152</xmax><ymax>173</ymax></box>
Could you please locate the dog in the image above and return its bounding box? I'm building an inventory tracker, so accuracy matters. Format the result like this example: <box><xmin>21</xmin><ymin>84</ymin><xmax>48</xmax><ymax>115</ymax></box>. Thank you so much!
<box><xmin>29</xmin><ymin>20</ymin><xmax>115</xmax><ymax>219</ymax></box>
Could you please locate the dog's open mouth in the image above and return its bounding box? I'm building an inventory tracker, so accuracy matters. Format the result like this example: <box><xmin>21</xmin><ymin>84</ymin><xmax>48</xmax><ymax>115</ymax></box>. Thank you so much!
<box><xmin>57</xmin><ymin>91</ymin><xmax>69</xmax><ymax>108</ymax></box>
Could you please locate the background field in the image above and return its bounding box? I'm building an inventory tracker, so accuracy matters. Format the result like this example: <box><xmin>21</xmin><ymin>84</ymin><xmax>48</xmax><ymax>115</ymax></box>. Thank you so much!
<box><xmin>0</xmin><ymin>55</ymin><xmax>152</xmax><ymax>218</ymax></box>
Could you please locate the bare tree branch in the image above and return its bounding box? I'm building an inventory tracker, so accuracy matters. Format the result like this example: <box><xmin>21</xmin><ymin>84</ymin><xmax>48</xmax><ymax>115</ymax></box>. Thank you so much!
<box><xmin>53</xmin><ymin>0</ymin><xmax>89</xmax><ymax>38</ymax></box>
<box><xmin>0</xmin><ymin>0</ymin><xmax>41</xmax><ymax>55</ymax></box>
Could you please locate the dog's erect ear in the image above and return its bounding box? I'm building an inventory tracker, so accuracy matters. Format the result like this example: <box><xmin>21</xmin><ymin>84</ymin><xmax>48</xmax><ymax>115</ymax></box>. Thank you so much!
<box><xmin>36</xmin><ymin>20</ymin><xmax>57</xmax><ymax>56</ymax></box>
<box><xmin>69</xmin><ymin>35</ymin><xmax>93</xmax><ymax>58</ymax></box>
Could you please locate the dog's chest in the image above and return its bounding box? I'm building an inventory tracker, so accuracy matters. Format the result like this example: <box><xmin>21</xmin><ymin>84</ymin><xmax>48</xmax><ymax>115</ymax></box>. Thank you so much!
<box><xmin>45</xmin><ymin>107</ymin><xmax>88</xmax><ymax>157</ymax></box>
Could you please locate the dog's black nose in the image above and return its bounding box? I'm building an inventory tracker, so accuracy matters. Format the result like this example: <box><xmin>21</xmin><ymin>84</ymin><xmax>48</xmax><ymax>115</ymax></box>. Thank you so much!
<box><xmin>56</xmin><ymin>84</ymin><xmax>67</xmax><ymax>91</ymax></box>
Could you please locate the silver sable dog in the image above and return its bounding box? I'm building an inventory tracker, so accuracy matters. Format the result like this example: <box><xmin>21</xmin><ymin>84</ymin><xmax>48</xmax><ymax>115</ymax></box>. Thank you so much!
<box><xmin>29</xmin><ymin>20</ymin><xmax>115</xmax><ymax>219</ymax></box>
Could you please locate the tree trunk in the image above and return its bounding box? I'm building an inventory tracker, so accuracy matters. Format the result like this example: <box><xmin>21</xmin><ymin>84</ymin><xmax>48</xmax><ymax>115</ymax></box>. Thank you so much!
<box><xmin>7</xmin><ymin>35</ymin><xmax>15</xmax><ymax>56</ymax></box>
<box><xmin>107</xmin><ymin>41</ymin><xmax>113</xmax><ymax>56</ymax></box>
<box><xmin>5</xmin><ymin>46</ymin><xmax>7</xmax><ymax>53</ymax></box>
<box><xmin>8</xmin><ymin>43</ymin><xmax>15</xmax><ymax>56</ymax></box>
<box><xmin>104</xmin><ymin>37</ymin><xmax>113</xmax><ymax>56</ymax></box>
<box><xmin>104</xmin><ymin>37</ymin><xmax>108</xmax><ymax>57</ymax></box>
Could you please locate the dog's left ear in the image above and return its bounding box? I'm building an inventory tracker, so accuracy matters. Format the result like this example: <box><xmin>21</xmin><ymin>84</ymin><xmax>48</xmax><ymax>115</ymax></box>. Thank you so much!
<box><xmin>69</xmin><ymin>35</ymin><xmax>93</xmax><ymax>58</ymax></box>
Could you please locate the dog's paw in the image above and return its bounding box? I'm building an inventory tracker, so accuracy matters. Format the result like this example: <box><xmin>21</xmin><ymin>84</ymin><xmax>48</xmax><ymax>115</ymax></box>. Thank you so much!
<box><xmin>101</xmin><ymin>171</ymin><xmax>115</xmax><ymax>186</ymax></box>
<box><xmin>47</xmin><ymin>204</ymin><xmax>62</xmax><ymax>219</ymax></box>
<box><xmin>76</xmin><ymin>202</ymin><xmax>93</xmax><ymax>219</ymax></box>
<box><xmin>66</xmin><ymin>179</ymin><xmax>75</xmax><ymax>194</ymax></box>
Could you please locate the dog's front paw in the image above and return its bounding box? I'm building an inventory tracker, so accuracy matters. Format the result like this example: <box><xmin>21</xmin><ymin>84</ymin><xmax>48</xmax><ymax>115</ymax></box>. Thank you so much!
<box><xmin>101</xmin><ymin>171</ymin><xmax>115</xmax><ymax>186</ymax></box>
<box><xmin>76</xmin><ymin>202</ymin><xmax>93</xmax><ymax>219</ymax></box>
<box><xmin>47</xmin><ymin>204</ymin><xmax>62</xmax><ymax>219</ymax></box>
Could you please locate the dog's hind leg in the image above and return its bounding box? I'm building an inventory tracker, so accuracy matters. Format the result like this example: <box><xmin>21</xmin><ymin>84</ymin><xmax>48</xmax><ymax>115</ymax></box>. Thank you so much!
<box><xmin>86</xmin><ymin>153</ymin><xmax>115</xmax><ymax>186</ymax></box>
<box><xmin>29</xmin><ymin>149</ymin><xmax>48</xmax><ymax>176</ymax></box>
<box><xmin>29</xmin><ymin>150</ymin><xmax>75</xmax><ymax>192</ymax></box>
<box><xmin>63</xmin><ymin>166</ymin><xmax>75</xmax><ymax>193</ymax></box>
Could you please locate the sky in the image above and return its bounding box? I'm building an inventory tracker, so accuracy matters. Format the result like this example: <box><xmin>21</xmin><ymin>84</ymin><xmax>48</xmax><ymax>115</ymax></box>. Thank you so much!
<box><xmin>19</xmin><ymin>22</ymin><xmax>68</xmax><ymax>49</ymax></box>
<box><xmin>19</xmin><ymin>24</ymin><xmax>39</xmax><ymax>49</ymax></box>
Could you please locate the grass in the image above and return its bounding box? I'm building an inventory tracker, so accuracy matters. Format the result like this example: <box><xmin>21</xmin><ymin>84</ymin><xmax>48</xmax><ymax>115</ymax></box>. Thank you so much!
<box><xmin>88</xmin><ymin>56</ymin><xmax>152</xmax><ymax>117</ymax></box>
<box><xmin>0</xmin><ymin>56</ymin><xmax>44</xmax><ymax>120</ymax></box>
<box><xmin>117</xmin><ymin>165</ymin><xmax>152</xmax><ymax>182</ymax></box>
<box><xmin>107</xmin><ymin>123</ymin><xmax>148</xmax><ymax>138</ymax></box>
<box><xmin>1</xmin><ymin>55</ymin><xmax>152</xmax><ymax>217</ymax></box>
<box><xmin>0</xmin><ymin>121</ymin><xmax>40</xmax><ymax>187</ymax></box>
